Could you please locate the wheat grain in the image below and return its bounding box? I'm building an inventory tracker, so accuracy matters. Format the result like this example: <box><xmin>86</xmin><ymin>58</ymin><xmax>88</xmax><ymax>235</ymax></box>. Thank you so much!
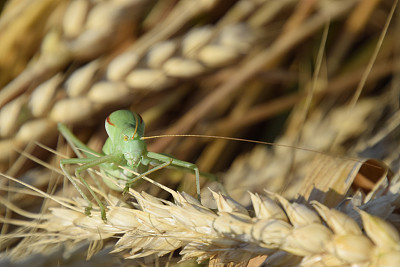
<box><xmin>125</xmin><ymin>69</ymin><xmax>173</xmax><ymax>90</ymax></box>
<box><xmin>15</xmin><ymin>119</ymin><xmax>56</xmax><ymax>143</ymax></box>
<box><xmin>65</xmin><ymin>60</ymin><xmax>100</xmax><ymax>98</ymax></box>
<box><xmin>62</xmin><ymin>0</ymin><xmax>90</xmax><ymax>39</ymax></box>
<box><xmin>28</xmin><ymin>74</ymin><xmax>62</xmax><ymax>117</ymax></box>
<box><xmin>146</xmin><ymin>40</ymin><xmax>178</xmax><ymax>69</ymax></box>
<box><xmin>0</xmin><ymin>95</ymin><xmax>26</xmax><ymax>138</ymax></box>
<box><xmin>88</xmin><ymin>81</ymin><xmax>130</xmax><ymax>105</ymax></box>
<box><xmin>50</xmin><ymin>97</ymin><xmax>95</xmax><ymax>123</ymax></box>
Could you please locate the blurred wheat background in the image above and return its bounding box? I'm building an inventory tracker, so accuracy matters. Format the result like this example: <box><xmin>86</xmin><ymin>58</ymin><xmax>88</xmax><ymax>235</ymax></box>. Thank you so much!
<box><xmin>0</xmin><ymin>0</ymin><xmax>400</xmax><ymax>266</ymax></box>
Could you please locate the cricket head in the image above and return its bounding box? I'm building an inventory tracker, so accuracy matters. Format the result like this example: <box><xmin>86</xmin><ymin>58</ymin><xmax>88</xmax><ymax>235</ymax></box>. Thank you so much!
<box><xmin>105</xmin><ymin>110</ymin><xmax>146</xmax><ymax>167</ymax></box>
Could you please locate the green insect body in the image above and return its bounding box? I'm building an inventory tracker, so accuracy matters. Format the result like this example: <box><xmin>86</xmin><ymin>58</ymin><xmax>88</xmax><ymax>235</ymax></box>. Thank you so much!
<box><xmin>59</xmin><ymin>110</ymin><xmax>201</xmax><ymax>222</ymax></box>
<box><xmin>100</xmin><ymin>111</ymin><xmax>149</xmax><ymax>191</ymax></box>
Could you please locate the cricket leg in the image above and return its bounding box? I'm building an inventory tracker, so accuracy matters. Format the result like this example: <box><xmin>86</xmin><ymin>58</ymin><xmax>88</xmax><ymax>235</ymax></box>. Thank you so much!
<box><xmin>147</xmin><ymin>152</ymin><xmax>201</xmax><ymax>202</ymax></box>
<box><xmin>123</xmin><ymin>159</ymin><xmax>173</xmax><ymax>192</ymax></box>
<box><xmin>60</xmin><ymin>154</ymin><xmax>117</xmax><ymax>221</ymax></box>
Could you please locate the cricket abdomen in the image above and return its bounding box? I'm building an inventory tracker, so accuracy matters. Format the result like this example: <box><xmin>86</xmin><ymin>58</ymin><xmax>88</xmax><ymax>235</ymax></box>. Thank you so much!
<box><xmin>100</xmin><ymin>161</ymin><xmax>148</xmax><ymax>191</ymax></box>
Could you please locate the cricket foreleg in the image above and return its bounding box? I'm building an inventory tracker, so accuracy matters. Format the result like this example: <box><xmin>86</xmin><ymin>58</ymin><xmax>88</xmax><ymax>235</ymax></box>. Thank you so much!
<box><xmin>123</xmin><ymin>159</ymin><xmax>173</xmax><ymax>192</ymax></box>
<box><xmin>61</xmin><ymin>154</ymin><xmax>117</xmax><ymax>221</ymax></box>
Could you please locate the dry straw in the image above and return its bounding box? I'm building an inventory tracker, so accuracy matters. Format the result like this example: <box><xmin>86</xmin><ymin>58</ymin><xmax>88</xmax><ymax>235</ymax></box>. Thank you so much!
<box><xmin>1</xmin><ymin>169</ymin><xmax>399</xmax><ymax>266</ymax></box>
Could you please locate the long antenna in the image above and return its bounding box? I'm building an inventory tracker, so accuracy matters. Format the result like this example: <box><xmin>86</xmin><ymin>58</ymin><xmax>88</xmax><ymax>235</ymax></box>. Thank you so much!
<box><xmin>141</xmin><ymin>134</ymin><xmax>363</xmax><ymax>163</ymax></box>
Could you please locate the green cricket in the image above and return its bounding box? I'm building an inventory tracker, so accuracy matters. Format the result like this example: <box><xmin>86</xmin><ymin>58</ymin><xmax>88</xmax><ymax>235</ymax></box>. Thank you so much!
<box><xmin>58</xmin><ymin>110</ymin><xmax>204</xmax><ymax>221</ymax></box>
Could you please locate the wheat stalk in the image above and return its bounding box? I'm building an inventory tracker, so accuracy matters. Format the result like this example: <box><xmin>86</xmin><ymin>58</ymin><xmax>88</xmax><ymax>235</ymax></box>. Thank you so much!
<box><xmin>1</xmin><ymin>168</ymin><xmax>399</xmax><ymax>266</ymax></box>
<box><xmin>1</xmin><ymin>156</ymin><xmax>400</xmax><ymax>266</ymax></box>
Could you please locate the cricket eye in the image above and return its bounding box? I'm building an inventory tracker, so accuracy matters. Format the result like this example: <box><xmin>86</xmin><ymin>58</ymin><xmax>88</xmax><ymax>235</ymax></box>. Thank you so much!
<box><xmin>123</xmin><ymin>135</ymin><xmax>129</xmax><ymax>141</ymax></box>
